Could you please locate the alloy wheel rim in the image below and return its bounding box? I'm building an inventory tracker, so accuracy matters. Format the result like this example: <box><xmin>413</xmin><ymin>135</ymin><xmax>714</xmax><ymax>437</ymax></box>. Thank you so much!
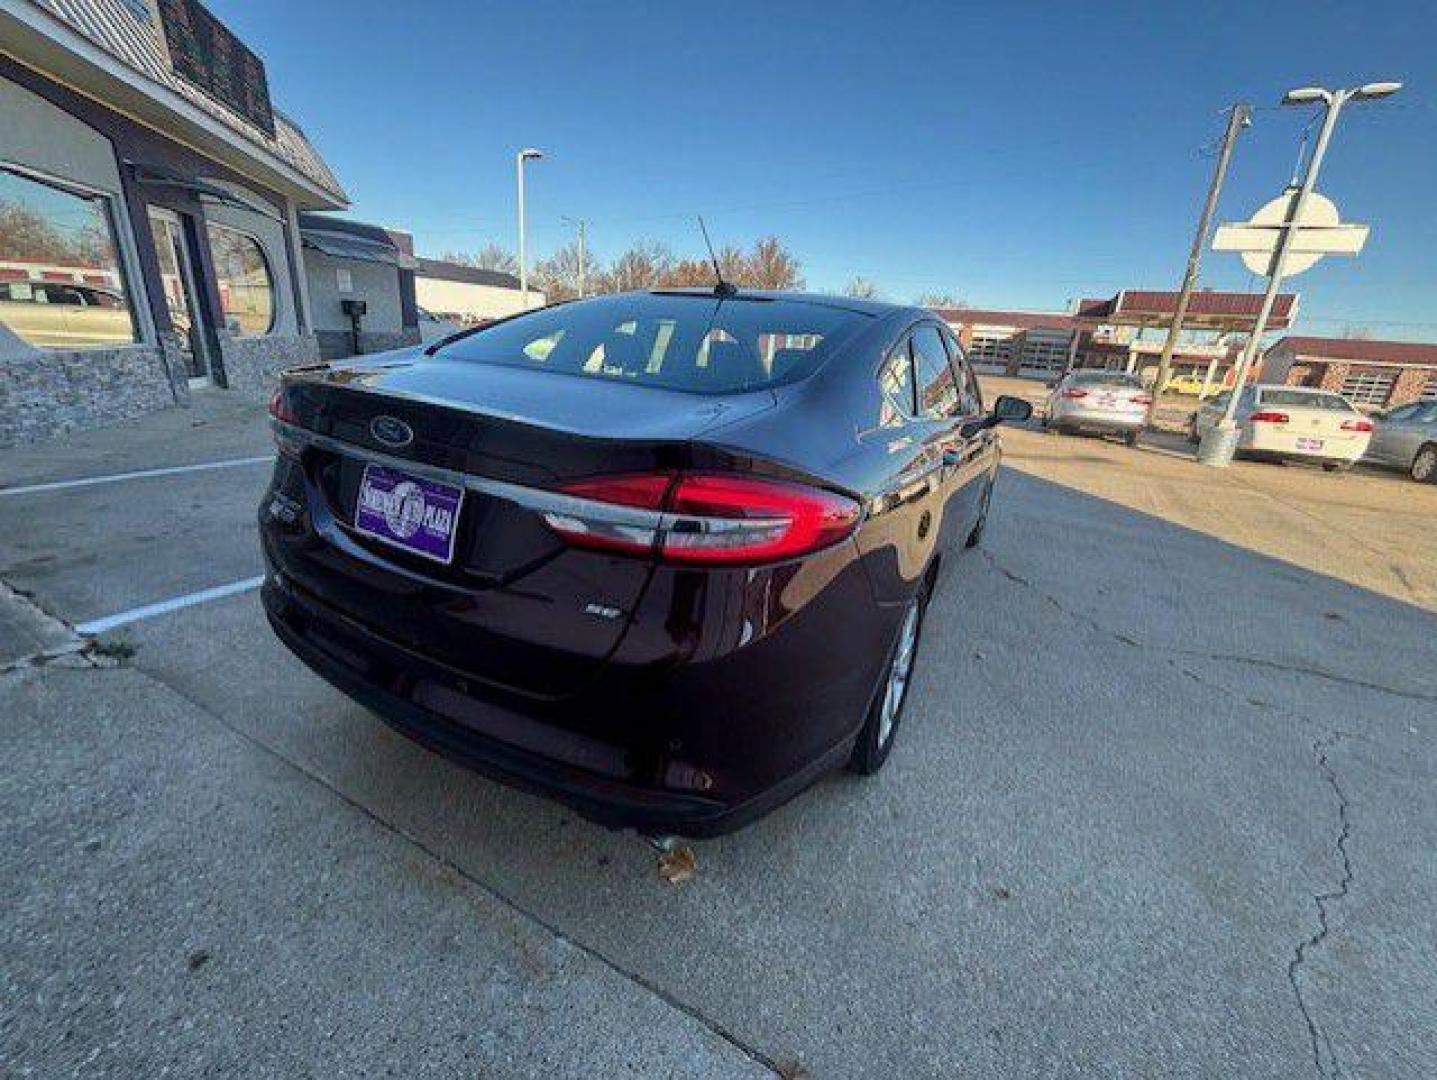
<box><xmin>878</xmin><ymin>602</ymin><xmax>920</xmax><ymax>747</ymax></box>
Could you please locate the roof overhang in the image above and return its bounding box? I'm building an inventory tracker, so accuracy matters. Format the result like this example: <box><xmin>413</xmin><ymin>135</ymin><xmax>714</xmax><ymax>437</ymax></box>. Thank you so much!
<box><xmin>300</xmin><ymin>226</ymin><xmax>400</xmax><ymax>266</ymax></box>
<box><xmin>1075</xmin><ymin>290</ymin><xmax>1299</xmax><ymax>331</ymax></box>
<box><xmin>0</xmin><ymin>1</ymin><xmax>347</xmax><ymax>210</ymax></box>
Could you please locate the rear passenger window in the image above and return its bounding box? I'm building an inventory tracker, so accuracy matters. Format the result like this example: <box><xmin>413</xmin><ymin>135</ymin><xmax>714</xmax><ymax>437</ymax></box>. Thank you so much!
<box><xmin>912</xmin><ymin>325</ymin><xmax>959</xmax><ymax>419</ymax></box>
<box><xmin>878</xmin><ymin>340</ymin><xmax>916</xmax><ymax>426</ymax></box>
<box><xmin>942</xmin><ymin>328</ymin><xmax>982</xmax><ymax>415</ymax></box>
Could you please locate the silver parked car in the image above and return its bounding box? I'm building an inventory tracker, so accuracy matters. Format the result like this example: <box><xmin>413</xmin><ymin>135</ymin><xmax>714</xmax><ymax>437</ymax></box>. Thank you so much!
<box><xmin>1364</xmin><ymin>400</ymin><xmax>1437</xmax><ymax>482</ymax></box>
<box><xmin>1044</xmin><ymin>370</ymin><xmax>1151</xmax><ymax>445</ymax></box>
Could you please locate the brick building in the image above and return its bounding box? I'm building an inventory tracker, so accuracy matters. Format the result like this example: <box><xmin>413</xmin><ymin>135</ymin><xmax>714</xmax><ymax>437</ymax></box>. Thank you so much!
<box><xmin>1260</xmin><ymin>337</ymin><xmax>1437</xmax><ymax>410</ymax></box>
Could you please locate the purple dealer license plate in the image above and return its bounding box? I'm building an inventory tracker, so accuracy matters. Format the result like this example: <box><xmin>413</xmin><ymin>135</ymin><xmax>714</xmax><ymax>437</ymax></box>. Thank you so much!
<box><xmin>353</xmin><ymin>464</ymin><xmax>464</xmax><ymax>564</ymax></box>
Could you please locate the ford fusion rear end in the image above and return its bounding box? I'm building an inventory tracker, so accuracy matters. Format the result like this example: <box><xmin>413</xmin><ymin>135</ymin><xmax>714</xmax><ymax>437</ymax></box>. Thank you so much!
<box><xmin>258</xmin><ymin>292</ymin><xmax>903</xmax><ymax>835</ymax></box>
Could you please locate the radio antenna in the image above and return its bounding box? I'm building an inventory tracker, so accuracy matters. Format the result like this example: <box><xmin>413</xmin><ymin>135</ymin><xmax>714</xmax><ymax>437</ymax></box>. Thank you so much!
<box><xmin>697</xmin><ymin>216</ymin><xmax>737</xmax><ymax>297</ymax></box>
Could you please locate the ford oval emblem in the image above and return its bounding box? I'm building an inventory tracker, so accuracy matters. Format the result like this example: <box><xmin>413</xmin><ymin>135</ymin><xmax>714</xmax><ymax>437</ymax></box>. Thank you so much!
<box><xmin>370</xmin><ymin>415</ymin><xmax>413</xmax><ymax>448</ymax></box>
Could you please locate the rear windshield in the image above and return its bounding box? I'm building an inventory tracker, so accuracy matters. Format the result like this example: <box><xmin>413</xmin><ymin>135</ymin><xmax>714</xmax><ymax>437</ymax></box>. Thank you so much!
<box><xmin>438</xmin><ymin>292</ymin><xmax>869</xmax><ymax>394</ymax></box>
<box><xmin>1071</xmin><ymin>371</ymin><xmax>1143</xmax><ymax>388</ymax></box>
<box><xmin>1259</xmin><ymin>388</ymin><xmax>1356</xmax><ymax>411</ymax></box>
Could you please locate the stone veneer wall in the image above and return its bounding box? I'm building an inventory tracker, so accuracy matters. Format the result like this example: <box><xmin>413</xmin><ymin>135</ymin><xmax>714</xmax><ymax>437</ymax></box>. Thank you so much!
<box><xmin>216</xmin><ymin>332</ymin><xmax>321</xmax><ymax>394</ymax></box>
<box><xmin>314</xmin><ymin>328</ymin><xmax>422</xmax><ymax>362</ymax></box>
<box><xmin>0</xmin><ymin>342</ymin><xmax>182</xmax><ymax>448</ymax></box>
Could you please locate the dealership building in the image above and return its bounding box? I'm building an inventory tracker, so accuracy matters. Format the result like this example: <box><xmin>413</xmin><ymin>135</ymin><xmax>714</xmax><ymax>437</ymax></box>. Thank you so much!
<box><xmin>1</xmin><ymin>0</ymin><xmax>350</xmax><ymax>447</ymax></box>
<box><xmin>934</xmin><ymin>290</ymin><xmax>1299</xmax><ymax>393</ymax></box>
<box><xmin>1260</xmin><ymin>336</ymin><xmax>1437</xmax><ymax>410</ymax></box>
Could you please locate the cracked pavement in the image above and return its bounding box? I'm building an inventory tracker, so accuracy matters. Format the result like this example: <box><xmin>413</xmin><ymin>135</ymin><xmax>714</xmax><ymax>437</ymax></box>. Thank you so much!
<box><xmin>3</xmin><ymin>391</ymin><xmax>1435</xmax><ymax>1077</ymax></box>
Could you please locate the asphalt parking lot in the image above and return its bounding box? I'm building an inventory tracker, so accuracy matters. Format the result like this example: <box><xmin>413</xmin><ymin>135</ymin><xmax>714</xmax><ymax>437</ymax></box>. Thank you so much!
<box><xmin>3</xmin><ymin>385</ymin><xmax>1435</xmax><ymax>1078</ymax></box>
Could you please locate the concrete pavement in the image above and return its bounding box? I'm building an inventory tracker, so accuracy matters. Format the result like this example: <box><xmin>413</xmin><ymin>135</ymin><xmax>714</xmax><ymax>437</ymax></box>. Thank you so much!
<box><xmin>2</xmin><ymin>391</ymin><xmax>1435</xmax><ymax>1077</ymax></box>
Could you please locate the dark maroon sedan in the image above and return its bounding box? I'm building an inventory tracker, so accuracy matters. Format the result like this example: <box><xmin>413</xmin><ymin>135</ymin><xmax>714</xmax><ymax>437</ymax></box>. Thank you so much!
<box><xmin>260</xmin><ymin>289</ymin><xmax>1029</xmax><ymax>835</ymax></box>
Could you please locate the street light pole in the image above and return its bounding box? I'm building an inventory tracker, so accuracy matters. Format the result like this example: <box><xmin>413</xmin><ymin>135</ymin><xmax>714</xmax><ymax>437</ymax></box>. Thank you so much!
<box><xmin>1200</xmin><ymin>82</ymin><xmax>1400</xmax><ymax>467</ymax></box>
<box><xmin>515</xmin><ymin>148</ymin><xmax>544</xmax><ymax>309</ymax></box>
<box><xmin>1147</xmin><ymin>103</ymin><xmax>1251</xmax><ymax>429</ymax></box>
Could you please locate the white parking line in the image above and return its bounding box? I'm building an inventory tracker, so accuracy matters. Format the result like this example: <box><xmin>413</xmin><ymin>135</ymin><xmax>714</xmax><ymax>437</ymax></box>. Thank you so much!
<box><xmin>75</xmin><ymin>576</ymin><xmax>265</xmax><ymax>636</ymax></box>
<box><xmin>0</xmin><ymin>455</ymin><xmax>273</xmax><ymax>497</ymax></box>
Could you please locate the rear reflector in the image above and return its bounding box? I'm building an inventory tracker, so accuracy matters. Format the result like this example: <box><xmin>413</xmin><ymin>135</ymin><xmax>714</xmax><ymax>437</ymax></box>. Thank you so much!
<box><xmin>1059</xmin><ymin>388</ymin><xmax>1089</xmax><ymax>399</ymax></box>
<box><xmin>546</xmin><ymin>473</ymin><xmax>861</xmax><ymax>565</ymax></box>
<box><xmin>1250</xmin><ymin>411</ymin><xmax>1290</xmax><ymax>424</ymax></box>
<box><xmin>1132</xmin><ymin>393</ymin><xmax>1154</xmax><ymax>405</ymax></box>
<box><xmin>1341</xmin><ymin>418</ymin><xmax>1374</xmax><ymax>433</ymax></box>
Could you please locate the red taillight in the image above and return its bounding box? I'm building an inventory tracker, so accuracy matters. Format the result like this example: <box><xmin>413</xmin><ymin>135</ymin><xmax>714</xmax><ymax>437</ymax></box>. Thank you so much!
<box><xmin>662</xmin><ymin>474</ymin><xmax>861</xmax><ymax>564</ymax></box>
<box><xmin>546</xmin><ymin>472</ymin><xmax>861</xmax><ymax>565</ymax></box>
<box><xmin>558</xmin><ymin>473</ymin><xmax>675</xmax><ymax>509</ymax></box>
<box><xmin>268</xmin><ymin>386</ymin><xmax>297</xmax><ymax>425</ymax></box>
<box><xmin>268</xmin><ymin>386</ymin><xmax>302</xmax><ymax>457</ymax></box>
<box><xmin>1341</xmin><ymin>418</ymin><xmax>1374</xmax><ymax>433</ymax></box>
<box><xmin>1059</xmin><ymin>388</ymin><xmax>1088</xmax><ymax>399</ymax></box>
<box><xmin>1250</xmin><ymin>410</ymin><xmax>1289</xmax><ymax>424</ymax></box>
<box><xmin>1132</xmin><ymin>393</ymin><xmax>1154</xmax><ymax>406</ymax></box>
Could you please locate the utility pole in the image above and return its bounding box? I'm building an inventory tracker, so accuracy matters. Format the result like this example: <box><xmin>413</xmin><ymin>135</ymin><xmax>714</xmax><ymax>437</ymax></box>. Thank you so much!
<box><xmin>1203</xmin><ymin>83</ymin><xmax>1398</xmax><ymax>467</ymax></box>
<box><xmin>564</xmin><ymin>216</ymin><xmax>588</xmax><ymax>298</ymax></box>
<box><xmin>1147</xmin><ymin>103</ymin><xmax>1250</xmax><ymax>428</ymax></box>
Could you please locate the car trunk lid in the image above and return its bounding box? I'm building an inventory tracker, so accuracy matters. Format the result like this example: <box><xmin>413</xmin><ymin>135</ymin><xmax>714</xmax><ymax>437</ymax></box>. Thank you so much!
<box><xmin>275</xmin><ymin>356</ymin><xmax>773</xmax><ymax>697</ymax></box>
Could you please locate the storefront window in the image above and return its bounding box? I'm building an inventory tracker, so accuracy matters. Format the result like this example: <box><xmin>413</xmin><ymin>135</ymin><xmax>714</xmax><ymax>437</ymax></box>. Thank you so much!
<box><xmin>0</xmin><ymin>168</ymin><xmax>137</xmax><ymax>350</ymax></box>
<box><xmin>206</xmin><ymin>223</ymin><xmax>274</xmax><ymax>337</ymax></box>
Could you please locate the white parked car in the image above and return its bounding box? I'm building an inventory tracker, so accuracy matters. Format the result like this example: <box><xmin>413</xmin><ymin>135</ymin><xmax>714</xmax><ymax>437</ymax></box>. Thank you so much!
<box><xmin>1044</xmin><ymin>369</ymin><xmax>1151</xmax><ymax>446</ymax></box>
<box><xmin>1190</xmin><ymin>385</ymin><xmax>1374</xmax><ymax>471</ymax></box>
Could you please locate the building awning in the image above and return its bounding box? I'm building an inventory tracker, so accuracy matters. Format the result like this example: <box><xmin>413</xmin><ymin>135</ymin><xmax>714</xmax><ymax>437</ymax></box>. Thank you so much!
<box><xmin>128</xmin><ymin>163</ymin><xmax>284</xmax><ymax>220</ymax></box>
<box><xmin>299</xmin><ymin>226</ymin><xmax>400</xmax><ymax>266</ymax></box>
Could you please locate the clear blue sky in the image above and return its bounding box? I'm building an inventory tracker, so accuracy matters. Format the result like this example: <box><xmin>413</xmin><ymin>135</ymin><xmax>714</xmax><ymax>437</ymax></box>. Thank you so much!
<box><xmin>217</xmin><ymin>0</ymin><xmax>1435</xmax><ymax>339</ymax></box>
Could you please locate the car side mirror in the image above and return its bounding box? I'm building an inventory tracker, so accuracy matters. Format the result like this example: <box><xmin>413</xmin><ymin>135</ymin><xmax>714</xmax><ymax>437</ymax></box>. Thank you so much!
<box><xmin>990</xmin><ymin>394</ymin><xmax>1032</xmax><ymax>426</ymax></box>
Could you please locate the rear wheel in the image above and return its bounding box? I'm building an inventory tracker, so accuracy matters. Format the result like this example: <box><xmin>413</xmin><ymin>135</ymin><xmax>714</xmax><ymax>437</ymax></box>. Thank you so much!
<box><xmin>1123</xmin><ymin>430</ymin><xmax>1140</xmax><ymax>448</ymax></box>
<box><xmin>848</xmin><ymin>592</ymin><xmax>925</xmax><ymax>775</ymax></box>
<box><xmin>1187</xmin><ymin>418</ymin><xmax>1201</xmax><ymax>446</ymax></box>
<box><xmin>1411</xmin><ymin>444</ymin><xmax>1437</xmax><ymax>483</ymax></box>
<box><xmin>1322</xmin><ymin>461</ymin><xmax>1352</xmax><ymax>473</ymax></box>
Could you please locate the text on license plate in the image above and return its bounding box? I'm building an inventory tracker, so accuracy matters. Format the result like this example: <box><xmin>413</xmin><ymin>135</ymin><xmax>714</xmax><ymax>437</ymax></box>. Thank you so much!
<box><xmin>353</xmin><ymin>464</ymin><xmax>464</xmax><ymax>564</ymax></box>
<box><xmin>1296</xmin><ymin>437</ymin><xmax>1324</xmax><ymax>451</ymax></box>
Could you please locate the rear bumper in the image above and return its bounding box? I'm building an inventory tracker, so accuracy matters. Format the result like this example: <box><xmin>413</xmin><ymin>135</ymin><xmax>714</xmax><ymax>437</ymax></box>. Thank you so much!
<box><xmin>1051</xmin><ymin>407</ymin><xmax>1145</xmax><ymax>432</ymax></box>
<box><xmin>262</xmin><ymin>574</ymin><xmax>861</xmax><ymax>836</ymax></box>
<box><xmin>1240</xmin><ymin>431</ymin><xmax>1370</xmax><ymax>463</ymax></box>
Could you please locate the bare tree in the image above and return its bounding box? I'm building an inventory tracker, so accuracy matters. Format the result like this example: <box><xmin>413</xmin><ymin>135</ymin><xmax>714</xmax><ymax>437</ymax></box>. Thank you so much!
<box><xmin>844</xmin><ymin>276</ymin><xmax>880</xmax><ymax>299</ymax></box>
<box><xmin>916</xmin><ymin>291</ymin><xmax>967</xmax><ymax>309</ymax></box>
<box><xmin>662</xmin><ymin>256</ymin><xmax>723</xmax><ymax>288</ymax></box>
<box><xmin>600</xmin><ymin>241</ymin><xmax>675</xmax><ymax>293</ymax></box>
<box><xmin>532</xmin><ymin>241</ymin><xmax>602</xmax><ymax>302</ymax></box>
<box><xmin>0</xmin><ymin>198</ymin><xmax>105</xmax><ymax>264</ymax></box>
<box><xmin>440</xmin><ymin>243</ymin><xmax>518</xmax><ymax>274</ymax></box>
<box><xmin>742</xmin><ymin>236</ymin><xmax>804</xmax><ymax>289</ymax></box>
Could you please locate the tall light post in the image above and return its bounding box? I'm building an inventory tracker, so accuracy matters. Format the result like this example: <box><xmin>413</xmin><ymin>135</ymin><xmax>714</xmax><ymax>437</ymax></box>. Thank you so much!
<box><xmin>562</xmin><ymin>215</ymin><xmax>587</xmax><ymax>298</ymax></box>
<box><xmin>1200</xmin><ymin>81</ymin><xmax>1402</xmax><ymax>467</ymax></box>
<box><xmin>515</xmin><ymin>148</ymin><xmax>544</xmax><ymax>309</ymax></box>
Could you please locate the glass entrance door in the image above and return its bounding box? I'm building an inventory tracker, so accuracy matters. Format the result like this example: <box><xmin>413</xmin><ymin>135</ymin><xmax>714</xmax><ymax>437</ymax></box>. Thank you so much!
<box><xmin>147</xmin><ymin>208</ymin><xmax>211</xmax><ymax>384</ymax></box>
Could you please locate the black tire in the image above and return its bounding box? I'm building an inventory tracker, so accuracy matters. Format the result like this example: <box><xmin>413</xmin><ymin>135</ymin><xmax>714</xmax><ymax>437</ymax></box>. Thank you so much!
<box><xmin>848</xmin><ymin>590</ymin><xmax>926</xmax><ymax>775</ymax></box>
<box><xmin>965</xmin><ymin>477</ymin><xmax>994</xmax><ymax>549</ymax></box>
<box><xmin>1411</xmin><ymin>443</ymin><xmax>1437</xmax><ymax>484</ymax></box>
<box><xmin>1322</xmin><ymin>461</ymin><xmax>1352</xmax><ymax>473</ymax></box>
<box><xmin>1187</xmin><ymin>419</ymin><xmax>1201</xmax><ymax>446</ymax></box>
<box><xmin>1123</xmin><ymin>430</ymin><xmax>1140</xmax><ymax>448</ymax></box>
